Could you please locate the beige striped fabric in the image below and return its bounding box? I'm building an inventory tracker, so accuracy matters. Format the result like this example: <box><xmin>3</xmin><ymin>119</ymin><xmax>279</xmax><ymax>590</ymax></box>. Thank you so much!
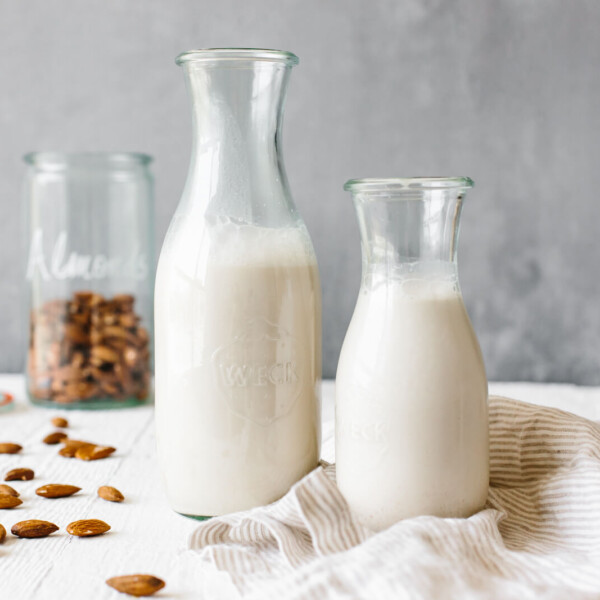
<box><xmin>189</xmin><ymin>397</ymin><xmax>600</xmax><ymax>599</ymax></box>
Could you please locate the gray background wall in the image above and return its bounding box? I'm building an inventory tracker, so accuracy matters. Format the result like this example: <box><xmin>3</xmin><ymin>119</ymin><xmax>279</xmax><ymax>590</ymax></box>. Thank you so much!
<box><xmin>2</xmin><ymin>0</ymin><xmax>600</xmax><ymax>382</ymax></box>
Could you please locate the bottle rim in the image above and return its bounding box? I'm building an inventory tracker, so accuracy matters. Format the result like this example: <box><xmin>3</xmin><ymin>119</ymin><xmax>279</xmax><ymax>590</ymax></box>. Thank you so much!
<box><xmin>175</xmin><ymin>48</ymin><xmax>299</xmax><ymax>67</ymax></box>
<box><xmin>23</xmin><ymin>152</ymin><xmax>153</xmax><ymax>170</ymax></box>
<box><xmin>344</xmin><ymin>177</ymin><xmax>474</xmax><ymax>193</ymax></box>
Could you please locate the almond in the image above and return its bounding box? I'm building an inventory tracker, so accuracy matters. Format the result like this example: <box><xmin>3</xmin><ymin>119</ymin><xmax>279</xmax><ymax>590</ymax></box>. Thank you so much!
<box><xmin>66</xmin><ymin>518</ymin><xmax>110</xmax><ymax>537</ymax></box>
<box><xmin>12</xmin><ymin>519</ymin><xmax>59</xmax><ymax>538</ymax></box>
<box><xmin>58</xmin><ymin>440</ymin><xmax>95</xmax><ymax>458</ymax></box>
<box><xmin>106</xmin><ymin>574</ymin><xmax>166</xmax><ymax>597</ymax></box>
<box><xmin>0</xmin><ymin>484</ymin><xmax>19</xmax><ymax>497</ymax></box>
<box><xmin>75</xmin><ymin>445</ymin><xmax>116</xmax><ymax>461</ymax></box>
<box><xmin>0</xmin><ymin>523</ymin><xmax>5</xmax><ymax>543</ymax></box>
<box><xmin>0</xmin><ymin>495</ymin><xmax>22</xmax><ymax>509</ymax></box>
<box><xmin>90</xmin><ymin>345</ymin><xmax>119</xmax><ymax>364</ymax></box>
<box><xmin>98</xmin><ymin>486</ymin><xmax>124</xmax><ymax>503</ymax></box>
<box><xmin>0</xmin><ymin>443</ymin><xmax>22</xmax><ymax>454</ymax></box>
<box><xmin>113</xmin><ymin>293</ymin><xmax>135</xmax><ymax>305</ymax></box>
<box><xmin>36</xmin><ymin>484</ymin><xmax>81</xmax><ymax>499</ymax></box>
<box><xmin>62</xmin><ymin>439</ymin><xmax>94</xmax><ymax>448</ymax></box>
<box><xmin>51</xmin><ymin>416</ymin><xmax>69</xmax><ymax>428</ymax></box>
<box><xmin>5</xmin><ymin>468</ymin><xmax>34</xmax><ymax>481</ymax></box>
<box><xmin>73</xmin><ymin>290</ymin><xmax>94</xmax><ymax>302</ymax></box>
<box><xmin>103</xmin><ymin>325</ymin><xmax>129</xmax><ymax>340</ymax></box>
<box><xmin>43</xmin><ymin>431</ymin><xmax>68</xmax><ymax>445</ymax></box>
<box><xmin>58</xmin><ymin>445</ymin><xmax>79</xmax><ymax>458</ymax></box>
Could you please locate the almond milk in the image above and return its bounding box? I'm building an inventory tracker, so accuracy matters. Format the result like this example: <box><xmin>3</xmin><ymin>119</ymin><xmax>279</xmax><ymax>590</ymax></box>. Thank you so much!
<box><xmin>155</xmin><ymin>221</ymin><xmax>321</xmax><ymax>517</ymax></box>
<box><xmin>336</xmin><ymin>280</ymin><xmax>488</xmax><ymax>531</ymax></box>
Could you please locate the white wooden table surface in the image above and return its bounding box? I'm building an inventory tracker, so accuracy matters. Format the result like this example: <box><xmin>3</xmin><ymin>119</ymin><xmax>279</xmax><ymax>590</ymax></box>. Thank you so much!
<box><xmin>1</xmin><ymin>375</ymin><xmax>600</xmax><ymax>600</ymax></box>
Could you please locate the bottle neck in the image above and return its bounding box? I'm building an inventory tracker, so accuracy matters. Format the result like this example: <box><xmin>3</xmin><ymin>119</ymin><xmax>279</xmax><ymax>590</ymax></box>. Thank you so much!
<box><xmin>181</xmin><ymin>61</ymin><xmax>297</xmax><ymax>226</ymax></box>
<box><xmin>352</xmin><ymin>189</ymin><xmax>465</xmax><ymax>290</ymax></box>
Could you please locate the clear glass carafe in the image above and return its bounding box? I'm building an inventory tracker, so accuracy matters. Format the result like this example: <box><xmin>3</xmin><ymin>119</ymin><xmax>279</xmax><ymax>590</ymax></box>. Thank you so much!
<box><xmin>155</xmin><ymin>49</ymin><xmax>321</xmax><ymax>518</ymax></box>
<box><xmin>336</xmin><ymin>178</ymin><xmax>488</xmax><ymax>531</ymax></box>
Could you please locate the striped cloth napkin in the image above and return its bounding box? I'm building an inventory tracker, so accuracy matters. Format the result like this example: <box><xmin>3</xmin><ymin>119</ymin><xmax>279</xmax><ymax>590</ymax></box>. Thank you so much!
<box><xmin>189</xmin><ymin>397</ymin><xmax>600</xmax><ymax>599</ymax></box>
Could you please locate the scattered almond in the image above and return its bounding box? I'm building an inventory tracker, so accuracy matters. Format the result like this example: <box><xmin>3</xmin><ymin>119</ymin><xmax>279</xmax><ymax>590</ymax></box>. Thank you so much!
<box><xmin>43</xmin><ymin>431</ymin><xmax>68</xmax><ymax>445</ymax></box>
<box><xmin>98</xmin><ymin>486</ymin><xmax>124</xmax><ymax>503</ymax></box>
<box><xmin>0</xmin><ymin>495</ymin><xmax>22</xmax><ymax>509</ymax></box>
<box><xmin>58</xmin><ymin>445</ymin><xmax>78</xmax><ymax>458</ymax></box>
<box><xmin>5</xmin><ymin>468</ymin><xmax>34</xmax><ymax>481</ymax></box>
<box><xmin>0</xmin><ymin>443</ymin><xmax>22</xmax><ymax>454</ymax></box>
<box><xmin>36</xmin><ymin>484</ymin><xmax>81</xmax><ymax>499</ymax></box>
<box><xmin>58</xmin><ymin>440</ymin><xmax>95</xmax><ymax>458</ymax></box>
<box><xmin>0</xmin><ymin>523</ymin><xmax>5</xmax><ymax>543</ymax></box>
<box><xmin>106</xmin><ymin>574</ymin><xmax>166</xmax><ymax>597</ymax></box>
<box><xmin>51</xmin><ymin>416</ymin><xmax>69</xmax><ymax>428</ymax></box>
<box><xmin>0</xmin><ymin>484</ymin><xmax>19</xmax><ymax>497</ymax></box>
<box><xmin>75</xmin><ymin>445</ymin><xmax>116</xmax><ymax>461</ymax></box>
<box><xmin>62</xmin><ymin>439</ymin><xmax>93</xmax><ymax>448</ymax></box>
<box><xmin>66</xmin><ymin>518</ymin><xmax>111</xmax><ymax>537</ymax></box>
<box><xmin>12</xmin><ymin>519</ymin><xmax>59</xmax><ymax>538</ymax></box>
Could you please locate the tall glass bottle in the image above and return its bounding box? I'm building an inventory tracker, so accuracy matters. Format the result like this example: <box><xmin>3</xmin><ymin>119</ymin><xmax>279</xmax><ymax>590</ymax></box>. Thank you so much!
<box><xmin>336</xmin><ymin>178</ymin><xmax>488</xmax><ymax>531</ymax></box>
<box><xmin>155</xmin><ymin>49</ymin><xmax>321</xmax><ymax>518</ymax></box>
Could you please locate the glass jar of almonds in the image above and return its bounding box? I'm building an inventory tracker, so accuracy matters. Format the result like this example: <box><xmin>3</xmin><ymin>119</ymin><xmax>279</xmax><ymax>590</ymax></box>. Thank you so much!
<box><xmin>23</xmin><ymin>152</ymin><xmax>154</xmax><ymax>409</ymax></box>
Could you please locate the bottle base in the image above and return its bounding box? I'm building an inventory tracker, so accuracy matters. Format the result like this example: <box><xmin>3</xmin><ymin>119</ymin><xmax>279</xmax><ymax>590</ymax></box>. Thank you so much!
<box><xmin>28</xmin><ymin>394</ymin><xmax>151</xmax><ymax>410</ymax></box>
<box><xmin>177</xmin><ymin>512</ymin><xmax>213</xmax><ymax>522</ymax></box>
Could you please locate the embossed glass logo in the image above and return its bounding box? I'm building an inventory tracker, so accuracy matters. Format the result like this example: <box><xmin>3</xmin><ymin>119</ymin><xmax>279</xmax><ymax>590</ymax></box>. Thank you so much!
<box><xmin>339</xmin><ymin>390</ymin><xmax>389</xmax><ymax>466</ymax></box>
<box><xmin>212</xmin><ymin>318</ymin><xmax>302</xmax><ymax>425</ymax></box>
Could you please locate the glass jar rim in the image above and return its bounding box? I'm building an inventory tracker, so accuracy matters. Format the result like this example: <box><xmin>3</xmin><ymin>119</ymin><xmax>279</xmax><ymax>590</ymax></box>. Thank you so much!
<box><xmin>344</xmin><ymin>177</ymin><xmax>474</xmax><ymax>193</ymax></box>
<box><xmin>23</xmin><ymin>152</ymin><xmax>153</xmax><ymax>170</ymax></box>
<box><xmin>175</xmin><ymin>48</ymin><xmax>299</xmax><ymax>67</ymax></box>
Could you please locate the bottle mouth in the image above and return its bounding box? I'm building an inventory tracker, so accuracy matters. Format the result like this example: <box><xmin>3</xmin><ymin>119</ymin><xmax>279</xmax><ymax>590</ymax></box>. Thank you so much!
<box><xmin>175</xmin><ymin>48</ymin><xmax>299</xmax><ymax>67</ymax></box>
<box><xmin>23</xmin><ymin>152</ymin><xmax>153</xmax><ymax>171</ymax></box>
<box><xmin>344</xmin><ymin>177</ymin><xmax>474</xmax><ymax>193</ymax></box>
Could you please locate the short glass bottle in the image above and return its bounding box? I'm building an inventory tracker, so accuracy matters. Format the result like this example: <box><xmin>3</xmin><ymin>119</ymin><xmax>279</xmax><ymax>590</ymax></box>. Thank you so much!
<box><xmin>336</xmin><ymin>177</ymin><xmax>489</xmax><ymax>531</ymax></box>
<box><xmin>24</xmin><ymin>152</ymin><xmax>155</xmax><ymax>409</ymax></box>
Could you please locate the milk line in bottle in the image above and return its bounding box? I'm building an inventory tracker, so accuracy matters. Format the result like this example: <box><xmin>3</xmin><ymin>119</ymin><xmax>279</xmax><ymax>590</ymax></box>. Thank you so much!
<box><xmin>336</xmin><ymin>178</ymin><xmax>489</xmax><ymax>531</ymax></box>
<box><xmin>155</xmin><ymin>49</ymin><xmax>321</xmax><ymax>518</ymax></box>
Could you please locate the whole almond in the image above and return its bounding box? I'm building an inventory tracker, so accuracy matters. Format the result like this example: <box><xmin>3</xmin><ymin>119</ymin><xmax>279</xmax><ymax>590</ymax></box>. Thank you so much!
<box><xmin>43</xmin><ymin>431</ymin><xmax>68</xmax><ymax>445</ymax></box>
<box><xmin>0</xmin><ymin>443</ymin><xmax>22</xmax><ymax>454</ymax></box>
<box><xmin>98</xmin><ymin>486</ymin><xmax>124</xmax><ymax>503</ymax></box>
<box><xmin>66</xmin><ymin>518</ymin><xmax>110</xmax><ymax>537</ymax></box>
<box><xmin>62</xmin><ymin>439</ymin><xmax>94</xmax><ymax>448</ymax></box>
<box><xmin>0</xmin><ymin>484</ymin><xmax>19</xmax><ymax>497</ymax></box>
<box><xmin>51</xmin><ymin>416</ymin><xmax>69</xmax><ymax>428</ymax></box>
<box><xmin>5</xmin><ymin>468</ymin><xmax>34</xmax><ymax>481</ymax></box>
<box><xmin>58</xmin><ymin>445</ymin><xmax>79</xmax><ymax>458</ymax></box>
<box><xmin>36</xmin><ymin>484</ymin><xmax>81</xmax><ymax>499</ymax></box>
<box><xmin>106</xmin><ymin>574</ymin><xmax>166</xmax><ymax>597</ymax></box>
<box><xmin>59</xmin><ymin>440</ymin><xmax>95</xmax><ymax>458</ymax></box>
<box><xmin>75</xmin><ymin>445</ymin><xmax>116</xmax><ymax>461</ymax></box>
<box><xmin>12</xmin><ymin>519</ymin><xmax>59</xmax><ymax>538</ymax></box>
<box><xmin>0</xmin><ymin>495</ymin><xmax>22</xmax><ymax>509</ymax></box>
<box><xmin>113</xmin><ymin>293</ymin><xmax>135</xmax><ymax>305</ymax></box>
<box><xmin>90</xmin><ymin>345</ymin><xmax>119</xmax><ymax>364</ymax></box>
<box><xmin>0</xmin><ymin>523</ymin><xmax>5</xmax><ymax>543</ymax></box>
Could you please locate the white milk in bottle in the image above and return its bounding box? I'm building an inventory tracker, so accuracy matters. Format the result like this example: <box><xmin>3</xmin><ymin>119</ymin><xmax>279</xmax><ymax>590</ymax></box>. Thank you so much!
<box><xmin>336</xmin><ymin>280</ymin><xmax>488</xmax><ymax>531</ymax></box>
<box><xmin>155</xmin><ymin>220</ymin><xmax>321</xmax><ymax>516</ymax></box>
<box><xmin>336</xmin><ymin>177</ymin><xmax>489</xmax><ymax>531</ymax></box>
